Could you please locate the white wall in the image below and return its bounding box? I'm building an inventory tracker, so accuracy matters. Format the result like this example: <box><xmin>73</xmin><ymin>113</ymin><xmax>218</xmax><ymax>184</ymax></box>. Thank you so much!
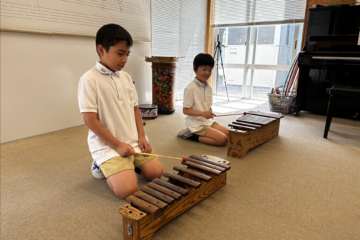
<box><xmin>0</xmin><ymin>31</ymin><xmax>152</xmax><ymax>143</ymax></box>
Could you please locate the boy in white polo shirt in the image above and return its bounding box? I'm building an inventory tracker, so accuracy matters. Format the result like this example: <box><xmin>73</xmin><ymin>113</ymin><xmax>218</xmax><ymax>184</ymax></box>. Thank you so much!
<box><xmin>78</xmin><ymin>24</ymin><xmax>163</xmax><ymax>199</ymax></box>
<box><xmin>179</xmin><ymin>53</ymin><xmax>229</xmax><ymax>146</ymax></box>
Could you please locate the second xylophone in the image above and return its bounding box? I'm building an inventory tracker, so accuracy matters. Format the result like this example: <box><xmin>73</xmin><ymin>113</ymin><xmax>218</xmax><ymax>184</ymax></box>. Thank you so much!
<box><xmin>227</xmin><ymin>111</ymin><xmax>283</xmax><ymax>159</ymax></box>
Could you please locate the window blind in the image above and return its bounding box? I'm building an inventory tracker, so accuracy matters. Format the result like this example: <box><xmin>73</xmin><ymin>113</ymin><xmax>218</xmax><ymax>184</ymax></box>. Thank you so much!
<box><xmin>151</xmin><ymin>0</ymin><xmax>207</xmax><ymax>100</ymax></box>
<box><xmin>214</xmin><ymin>0</ymin><xmax>307</xmax><ymax>27</ymax></box>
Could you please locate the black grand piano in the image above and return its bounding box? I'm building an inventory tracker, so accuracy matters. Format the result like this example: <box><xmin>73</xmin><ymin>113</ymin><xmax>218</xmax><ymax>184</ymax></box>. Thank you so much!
<box><xmin>294</xmin><ymin>5</ymin><xmax>360</xmax><ymax>118</ymax></box>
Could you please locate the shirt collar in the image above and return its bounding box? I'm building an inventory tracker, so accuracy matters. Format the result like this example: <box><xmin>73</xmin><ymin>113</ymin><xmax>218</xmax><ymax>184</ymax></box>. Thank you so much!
<box><xmin>95</xmin><ymin>62</ymin><xmax>120</xmax><ymax>76</ymax></box>
<box><xmin>193</xmin><ymin>78</ymin><xmax>208</xmax><ymax>89</ymax></box>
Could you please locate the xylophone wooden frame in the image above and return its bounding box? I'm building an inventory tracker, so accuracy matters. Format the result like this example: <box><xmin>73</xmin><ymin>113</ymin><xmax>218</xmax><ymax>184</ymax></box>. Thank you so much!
<box><xmin>119</xmin><ymin>155</ymin><xmax>230</xmax><ymax>240</ymax></box>
<box><xmin>227</xmin><ymin>111</ymin><xmax>283</xmax><ymax>159</ymax></box>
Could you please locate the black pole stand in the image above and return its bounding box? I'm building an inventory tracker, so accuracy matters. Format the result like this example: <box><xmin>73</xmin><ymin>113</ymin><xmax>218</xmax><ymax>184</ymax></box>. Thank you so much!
<box><xmin>213</xmin><ymin>34</ymin><xmax>229</xmax><ymax>101</ymax></box>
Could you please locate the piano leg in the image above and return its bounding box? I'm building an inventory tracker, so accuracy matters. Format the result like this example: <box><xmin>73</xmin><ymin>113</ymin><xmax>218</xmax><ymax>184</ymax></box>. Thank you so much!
<box><xmin>324</xmin><ymin>95</ymin><xmax>335</xmax><ymax>138</ymax></box>
<box><xmin>293</xmin><ymin>105</ymin><xmax>300</xmax><ymax>116</ymax></box>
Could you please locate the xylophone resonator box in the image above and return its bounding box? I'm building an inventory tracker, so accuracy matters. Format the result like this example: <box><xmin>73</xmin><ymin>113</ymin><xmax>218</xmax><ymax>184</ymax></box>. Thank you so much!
<box><xmin>227</xmin><ymin>111</ymin><xmax>283</xmax><ymax>159</ymax></box>
<box><xmin>119</xmin><ymin>155</ymin><xmax>231</xmax><ymax>240</ymax></box>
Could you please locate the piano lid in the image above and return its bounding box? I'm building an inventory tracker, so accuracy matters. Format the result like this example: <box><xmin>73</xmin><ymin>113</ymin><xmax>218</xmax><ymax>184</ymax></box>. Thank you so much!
<box><xmin>309</xmin><ymin>35</ymin><xmax>359</xmax><ymax>42</ymax></box>
<box><xmin>303</xmin><ymin>40</ymin><xmax>360</xmax><ymax>52</ymax></box>
<box><xmin>303</xmin><ymin>45</ymin><xmax>360</xmax><ymax>54</ymax></box>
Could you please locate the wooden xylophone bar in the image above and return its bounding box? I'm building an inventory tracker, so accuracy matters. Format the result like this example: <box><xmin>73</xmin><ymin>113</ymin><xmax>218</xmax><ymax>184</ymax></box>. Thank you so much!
<box><xmin>119</xmin><ymin>155</ymin><xmax>231</xmax><ymax>240</ymax></box>
<box><xmin>227</xmin><ymin>111</ymin><xmax>283</xmax><ymax>159</ymax></box>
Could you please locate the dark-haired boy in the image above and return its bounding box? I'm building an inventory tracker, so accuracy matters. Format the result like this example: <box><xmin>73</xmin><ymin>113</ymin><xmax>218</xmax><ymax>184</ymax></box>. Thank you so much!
<box><xmin>179</xmin><ymin>53</ymin><xmax>229</xmax><ymax>146</ymax></box>
<box><xmin>78</xmin><ymin>24</ymin><xmax>163</xmax><ymax>199</ymax></box>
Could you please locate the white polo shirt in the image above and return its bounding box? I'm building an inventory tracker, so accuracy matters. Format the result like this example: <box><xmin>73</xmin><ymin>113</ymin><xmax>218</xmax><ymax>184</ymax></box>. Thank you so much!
<box><xmin>78</xmin><ymin>62</ymin><xmax>143</xmax><ymax>165</ymax></box>
<box><xmin>183</xmin><ymin>78</ymin><xmax>214</xmax><ymax>133</ymax></box>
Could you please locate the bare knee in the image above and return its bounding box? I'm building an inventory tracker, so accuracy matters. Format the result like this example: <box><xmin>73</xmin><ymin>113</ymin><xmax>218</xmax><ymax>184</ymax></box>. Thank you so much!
<box><xmin>113</xmin><ymin>185</ymin><xmax>137</xmax><ymax>199</ymax></box>
<box><xmin>218</xmin><ymin>135</ymin><xmax>228</xmax><ymax>146</ymax></box>
<box><xmin>145</xmin><ymin>165</ymin><xmax>164</xmax><ymax>181</ymax></box>
<box><xmin>155</xmin><ymin>166</ymin><xmax>164</xmax><ymax>179</ymax></box>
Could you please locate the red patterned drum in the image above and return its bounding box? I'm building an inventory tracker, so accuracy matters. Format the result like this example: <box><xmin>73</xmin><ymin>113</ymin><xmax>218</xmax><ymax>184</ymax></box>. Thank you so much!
<box><xmin>145</xmin><ymin>56</ymin><xmax>179</xmax><ymax>114</ymax></box>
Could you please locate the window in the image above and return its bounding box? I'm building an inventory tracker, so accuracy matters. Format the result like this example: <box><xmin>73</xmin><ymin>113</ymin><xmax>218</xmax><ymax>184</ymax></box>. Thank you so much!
<box><xmin>214</xmin><ymin>24</ymin><xmax>304</xmax><ymax>99</ymax></box>
<box><xmin>214</xmin><ymin>0</ymin><xmax>306</xmax><ymax>26</ymax></box>
<box><xmin>257</xmin><ymin>27</ymin><xmax>275</xmax><ymax>45</ymax></box>
<box><xmin>212</xmin><ymin>0</ymin><xmax>306</xmax><ymax>99</ymax></box>
<box><xmin>228</xmin><ymin>28</ymin><xmax>247</xmax><ymax>45</ymax></box>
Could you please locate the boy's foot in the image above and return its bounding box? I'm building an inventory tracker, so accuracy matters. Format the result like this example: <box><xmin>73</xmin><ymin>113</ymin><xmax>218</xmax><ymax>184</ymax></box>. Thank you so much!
<box><xmin>178</xmin><ymin>128</ymin><xmax>200</xmax><ymax>142</ymax></box>
<box><xmin>92</xmin><ymin>160</ymin><xmax>105</xmax><ymax>179</ymax></box>
<box><xmin>177</xmin><ymin>128</ymin><xmax>192</xmax><ymax>138</ymax></box>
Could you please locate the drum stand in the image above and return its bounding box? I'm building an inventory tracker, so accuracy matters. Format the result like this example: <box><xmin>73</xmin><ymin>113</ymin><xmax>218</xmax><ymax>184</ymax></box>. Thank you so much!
<box><xmin>213</xmin><ymin>34</ymin><xmax>229</xmax><ymax>101</ymax></box>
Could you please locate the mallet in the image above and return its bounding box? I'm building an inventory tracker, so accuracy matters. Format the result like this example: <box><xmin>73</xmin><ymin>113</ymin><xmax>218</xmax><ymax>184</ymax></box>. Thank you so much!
<box><xmin>203</xmin><ymin>112</ymin><xmax>247</xmax><ymax>119</ymax></box>
<box><xmin>214</xmin><ymin>112</ymin><xmax>247</xmax><ymax>117</ymax></box>
<box><xmin>136</xmin><ymin>152</ymin><xmax>187</xmax><ymax>162</ymax></box>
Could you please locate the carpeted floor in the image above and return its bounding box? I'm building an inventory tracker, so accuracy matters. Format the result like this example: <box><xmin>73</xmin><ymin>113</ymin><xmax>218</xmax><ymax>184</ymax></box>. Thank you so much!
<box><xmin>1</xmin><ymin>105</ymin><xmax>360</xmax><ymax>240</ymax></box>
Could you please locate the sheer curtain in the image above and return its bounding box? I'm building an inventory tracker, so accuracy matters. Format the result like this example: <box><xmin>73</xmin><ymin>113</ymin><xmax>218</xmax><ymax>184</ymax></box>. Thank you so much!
<box><xmin>151</xmin><ymin>0</ymin><xmax>207</xmax><ymax>100</ymax></box>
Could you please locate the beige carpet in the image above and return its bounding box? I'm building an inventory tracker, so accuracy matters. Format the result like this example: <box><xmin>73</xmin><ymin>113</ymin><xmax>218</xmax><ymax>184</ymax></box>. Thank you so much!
<box><xmin>1</xmin><ymin>105</ymin><xmax>360</xmax><ymax>240</ymax></box>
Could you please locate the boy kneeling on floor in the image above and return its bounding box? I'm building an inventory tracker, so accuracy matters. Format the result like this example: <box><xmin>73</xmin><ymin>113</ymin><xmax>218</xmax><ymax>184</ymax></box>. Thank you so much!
<box><xmin>178</xmin><ymin>53</ymin><xmax>229</xmax><ymax>146</ymax></box>
<box><xmin>78</xmin><ymin>24</ymin><xmax>163</xmax><ymax>199</ymax></box>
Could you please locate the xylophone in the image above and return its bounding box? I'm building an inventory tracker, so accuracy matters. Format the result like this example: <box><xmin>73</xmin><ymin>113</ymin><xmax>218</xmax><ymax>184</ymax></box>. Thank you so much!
<box><xmin>119</xmin><ymin>155</ymin><xmax>231</xmax><ymax>240</ymax></box>
<box><xmin>227</xmin><ymin>111</ymin><xmax>284</xmax><ymax>159</ymax></box>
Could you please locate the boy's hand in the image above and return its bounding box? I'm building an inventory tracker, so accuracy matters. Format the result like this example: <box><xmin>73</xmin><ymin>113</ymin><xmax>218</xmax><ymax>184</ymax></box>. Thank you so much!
<box><xmin>202</xmin><ymin>111</ymin><xmax>216</xmax><ymax>119</ymax></box>
<box><xmin>139</xmin><ymin>136</ymin><xmax>152</xmax><ymax>154</ymax></box>
<box><xmin>115</xmin><ymin>142</ymin><xmax>135</xmax><ymax>157</ymax></box>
